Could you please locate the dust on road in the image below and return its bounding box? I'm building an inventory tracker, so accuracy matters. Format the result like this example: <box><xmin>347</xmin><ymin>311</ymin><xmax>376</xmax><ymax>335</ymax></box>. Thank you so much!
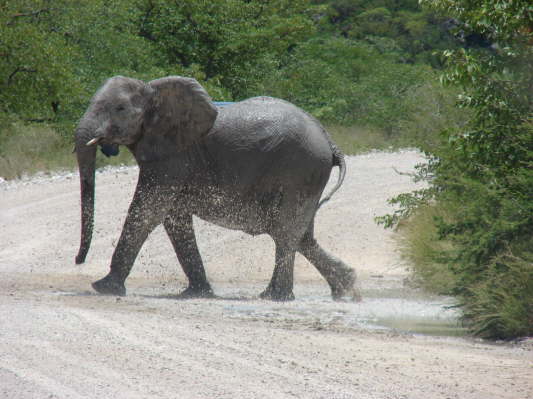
<box><xmin>1</xmin><ymin>151</ymin><xmax>531</xmax><ymax>399</ymax></box>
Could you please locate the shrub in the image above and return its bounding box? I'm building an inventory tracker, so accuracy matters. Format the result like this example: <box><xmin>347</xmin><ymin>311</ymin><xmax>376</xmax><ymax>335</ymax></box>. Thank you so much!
<box><xmin>262</xmin><ymin>36</ymin><xmax>434</xmax><ymax>128</ymax></box>
<box><xmin>380</xmin><ymin>0</ymin><xmax>533</xmax><ymax>339</ymax></box>
<box><xmin>463</xmin><ymin>247</ymin><xmax>533</xmax><ymax>339</ymax></box>
<box><xmin>397</xmin><ymin>204</ymin><xmax>456</xmax><ymax>294</ymax></box>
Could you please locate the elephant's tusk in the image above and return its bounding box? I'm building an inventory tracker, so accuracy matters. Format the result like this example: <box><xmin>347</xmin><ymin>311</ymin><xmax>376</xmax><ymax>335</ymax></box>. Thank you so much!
<box><xmin>86</xmin><ymin>137</ymin><xmax>102</xmax><ymax>146</ymax></box>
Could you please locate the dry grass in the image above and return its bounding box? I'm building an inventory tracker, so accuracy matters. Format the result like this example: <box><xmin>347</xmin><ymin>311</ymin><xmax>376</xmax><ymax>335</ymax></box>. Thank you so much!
<box><xmin>396</xmin><ymin>204</ymin><xmax>456</xmax><ymax>294</ymax></box>
<box><xmin>0</xmin><ymin>122</ymin><xmax>133</xmax><ymax>180</ymax></box>
<box><xmin>0</xmin><ymin>123</ymin><xmax>75</xmax><ymax>180</ymax></box>
<box><xmin>327</xmin><ymin>125</ymin><xmax>396</xmax><ymax>154</ymax></box>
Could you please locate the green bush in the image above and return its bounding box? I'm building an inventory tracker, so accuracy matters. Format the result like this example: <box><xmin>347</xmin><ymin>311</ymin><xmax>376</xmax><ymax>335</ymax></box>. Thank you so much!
<box><xmin>396</xmin><ymin>199</ymin><xmax>533</xmax><ymax>339</ymax></box>
<box><xmin>396</xmin><ymin>81</ymin><xmax>470</xmax><ymax>150</ymax></box>
<box><xmin>262</xmin><ymin>37</ymin><xmax>374</xmax><ymax>122</ymax></box>
<box><xmin>1</xmin><ymin>0</ymin><xmax>463</xmax><ymax>151</ymax></box>
<box><xmin>463</xmin><ymin>245</ymin><xmax>533</xmax><ymax>339</ymax></box>
<box><xmin>352</xmin><ymin>61</ymin><xmax>433</xmax><ymax>133</ymax></box>
<box><xmin>319</xmin><ymin>0</ymin><xmax>457</xmax><ymax>66</ymax></box>
<box><xmin>380</xmin><ymin>0</ymin><xmax>533</xmax><ymax>339</ymax></box>
<box><xmin>138</xmin><ymin>0</ymin><xmax>318</xmax><ymax>99</ymax></box>
<box><xmin>262</xmin><ymin>36</ymin><xmax>434</xmax><ymax>129</ymax></box>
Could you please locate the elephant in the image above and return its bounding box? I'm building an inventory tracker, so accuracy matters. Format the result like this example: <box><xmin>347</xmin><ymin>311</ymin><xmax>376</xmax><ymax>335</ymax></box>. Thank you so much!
<box><xmin>74</xmin><ymin>75</ymin><xmax>360</xmax><ymax>301</ymax></box>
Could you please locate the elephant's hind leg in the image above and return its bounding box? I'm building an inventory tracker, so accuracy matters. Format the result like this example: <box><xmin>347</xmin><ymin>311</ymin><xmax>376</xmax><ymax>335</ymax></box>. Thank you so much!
<box><xmin>163</xmin><ymin>213</ymin><xmax>214</xmax><ymax>298</ymax></box>
<box><xmin>298</xmin><ymin>224</ymin><xmax>361</xmax><ymax>301</ymax></box>
<box><xmin>260</xmin><ymin>241</ymin><xmax>296</xmax><ymax>301</ymax></box>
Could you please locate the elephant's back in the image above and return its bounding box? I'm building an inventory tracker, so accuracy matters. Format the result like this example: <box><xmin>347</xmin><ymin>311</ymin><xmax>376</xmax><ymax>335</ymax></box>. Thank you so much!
<box><xmin>207</xmin><ymin>96</ymin><xmax>334</xmax><ymax>168</ymax></box>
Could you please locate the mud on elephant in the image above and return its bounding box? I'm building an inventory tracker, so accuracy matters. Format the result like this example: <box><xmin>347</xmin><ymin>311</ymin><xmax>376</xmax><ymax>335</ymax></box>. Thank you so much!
<box><xmin>74</xmin><ymin>75</ymin><xmax>360</xmax><ymax>301</ymax></box>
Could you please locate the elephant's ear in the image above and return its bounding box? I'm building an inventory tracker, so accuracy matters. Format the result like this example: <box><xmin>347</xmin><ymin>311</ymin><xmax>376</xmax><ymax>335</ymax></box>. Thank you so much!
<box><xmin>145</xmin><ymin>76</ymin><xmax>218</xmax><ymax>148</ymax></box>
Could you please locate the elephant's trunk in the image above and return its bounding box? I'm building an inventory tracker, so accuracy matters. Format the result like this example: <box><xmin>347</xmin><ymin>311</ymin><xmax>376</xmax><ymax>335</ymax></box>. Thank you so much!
<box><xmin>75</xmin><ymin>116</ymin><xmax>98</xmax><ymax>264</ymax></box>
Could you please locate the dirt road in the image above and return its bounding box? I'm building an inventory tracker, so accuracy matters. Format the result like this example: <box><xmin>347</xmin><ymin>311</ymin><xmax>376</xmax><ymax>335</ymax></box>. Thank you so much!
<box><xmin>1</xmin><ymin>150</ymin><xmax>531</xmax><ymax>398</ymax></box>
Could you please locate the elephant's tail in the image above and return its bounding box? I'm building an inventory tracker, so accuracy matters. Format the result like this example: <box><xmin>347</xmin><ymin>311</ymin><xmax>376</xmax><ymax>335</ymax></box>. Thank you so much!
<box><xmin>317</xmin><ymin>147</ymin><xmax>346</xmax><ymax>210</ymax></box>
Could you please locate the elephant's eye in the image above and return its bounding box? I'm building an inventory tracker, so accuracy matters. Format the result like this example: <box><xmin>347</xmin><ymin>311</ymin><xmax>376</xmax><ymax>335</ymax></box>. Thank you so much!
<box><xmin>116</xmin><ymin>105</ymin><xmax>126</xmax><ymax>112</ymax></box>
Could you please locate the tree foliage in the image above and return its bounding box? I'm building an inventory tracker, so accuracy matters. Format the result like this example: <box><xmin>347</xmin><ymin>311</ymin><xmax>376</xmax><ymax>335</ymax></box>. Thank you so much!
<box><xmin>1</xmin><ymin>0</ymin><xmax>460</xmax><ymax>126</ymax></box>
<box><xmin>0</xmin><ymin>1</ymin><xmax>80</xmax><ymax>118</ymax></box>
<box><xmin>138</xmin><ymin>0</ymin><xmax>319</xmax><ymax>98</ymax></box>
<box><xmin>316</xmin><ymin>0</ymin><xmax>457</xmax><ymax>65</ymax></box>
<box><xmin>382</xmin><ymin>0</ymin><xmax>533</xmax><ymax>339</ymax></box>
<box><xmin>0</xmin><ymin>0</ymin><xmax>158</xmax><ymax>122</ymax></box>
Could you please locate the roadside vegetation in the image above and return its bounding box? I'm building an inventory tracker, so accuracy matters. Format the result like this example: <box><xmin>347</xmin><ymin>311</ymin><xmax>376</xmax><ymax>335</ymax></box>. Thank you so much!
<box><xmin>1</xmin><ymin>0</ymin><xmax>531</xmax><ymax>339</ymax></box>
<box><xmin>378</xmin><ymin>0</ymin><xmax>533</xmax><ymax>339</ymax></box>
<box><xmin>1</xmin><ymin>0</ymin><xmax>459</xmax><ymax>178</ymax></box>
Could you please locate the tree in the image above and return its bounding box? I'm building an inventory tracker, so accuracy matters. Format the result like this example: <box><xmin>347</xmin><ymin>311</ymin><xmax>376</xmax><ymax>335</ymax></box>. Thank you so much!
<box><xmin>382</xmin><ymin>0</ymin><xmax>533</xmax><ymax>339</ymax></box>
<box><xmin>315</xmin><ymin>0</ymin><xmax>456</xmax><ymax>65</ymax></box>
<box><xmin>137</xmin><ymin>0</ymin><xmax>319</xmax><ymax>99</ymax></box>
<box><xmin>0</xmin><ymin>0</ymin><xmax>158</xmax><ymax>121</ymax></box>
<box><xmin>0</xmin><ymin>1</ymin><xmax>80</xmax><ymax>119</ymax></box>
<box><xmin>262</xmin><ymin>35</ymin><xmax>432</xmax><ymax>128</ymax></box>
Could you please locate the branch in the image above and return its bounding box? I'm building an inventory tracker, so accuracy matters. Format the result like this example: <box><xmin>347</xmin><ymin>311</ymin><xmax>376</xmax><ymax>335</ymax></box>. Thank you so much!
<box><xmin>7</xmin><ymin>9</ymin><xmax>50</xmax><ymax>25</ymax></box>
<box><xmin>138</xmin><ymin>0</ymin><xmax>156</xmax><ymax>42</ymax></box>
<box><xmin>25</xmin><ymin>117</ymin><xmax>54</xmax><ymax>123</ymax></box>
<box><xmin>11</xmin><ymin>9</ymin><xmax>50</xmax><ymax>19</ymax></box>
<box><xmin>7</xmin><ymin>67</ymin><xmax>37</xmax><ymax>85</ymax></box>
<box><xmin>254</xmin><ymin>4</ymin><xmax>265</xmax><ymax>21</ymax></box>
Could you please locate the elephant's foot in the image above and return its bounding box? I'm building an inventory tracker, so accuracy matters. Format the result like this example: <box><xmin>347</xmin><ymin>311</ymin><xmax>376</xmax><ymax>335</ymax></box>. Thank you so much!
<box><xmin>92</xmin><ymin>274</ymin><xmax>126</xmax><ymax>296</ymax></box>
<box><xmin>259</xmin><ymin>286</ymin><xmax>295</xmax><ymax>302</ymax></box>
<box><xmin>330</xmin><ymin>268</ymin><xmax>361</xmax><ymax>302</ymax></box>
<box><xmin>176</xmin><ymin>284</ymin><xmax>215</xmax><ymax>299</ymax></box>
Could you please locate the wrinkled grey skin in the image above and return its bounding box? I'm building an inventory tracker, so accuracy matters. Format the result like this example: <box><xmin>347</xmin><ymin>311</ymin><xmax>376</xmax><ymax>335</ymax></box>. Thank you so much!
<box><xmin>75</xmin><ymin>75</ymin><xmax>359</xmax><ymax>301</ymax></box>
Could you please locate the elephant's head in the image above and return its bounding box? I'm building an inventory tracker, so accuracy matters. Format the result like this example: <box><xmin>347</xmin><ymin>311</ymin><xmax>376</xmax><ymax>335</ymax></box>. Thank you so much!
<box><xmin>74</xmin><ymin>75</ymin><xmax>218</xmax><ymax>264</ymax></box>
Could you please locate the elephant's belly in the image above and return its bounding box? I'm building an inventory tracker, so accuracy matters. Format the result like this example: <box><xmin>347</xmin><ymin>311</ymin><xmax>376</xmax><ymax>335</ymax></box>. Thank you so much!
<box><xmin>194</xmin><ymin>206</ymin><xmax>267</xmax><ymax>236</ymax></box>
<box><xmin>199</xmin><ymin>214</ymin><xmax>264</xmax><ymax>235</ymax></box>
<box><xmin>192</xmin><ymin>191</ymin><xmax>276</xmax><ymax>236</ymax></box>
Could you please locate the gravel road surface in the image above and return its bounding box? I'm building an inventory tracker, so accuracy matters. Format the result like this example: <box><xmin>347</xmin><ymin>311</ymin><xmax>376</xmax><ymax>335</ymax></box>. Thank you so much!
<box><xmin>1</xmin><ymin>150</ymin><xmax>531</xmax><ymax>399</ymax></box>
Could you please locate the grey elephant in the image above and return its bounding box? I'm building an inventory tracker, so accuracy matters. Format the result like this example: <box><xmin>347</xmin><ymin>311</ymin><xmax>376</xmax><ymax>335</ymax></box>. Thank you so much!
<box><xmin>75</xmin><ymin>75</ymin><xmax>359</xmax><ymax>301</ymax></box>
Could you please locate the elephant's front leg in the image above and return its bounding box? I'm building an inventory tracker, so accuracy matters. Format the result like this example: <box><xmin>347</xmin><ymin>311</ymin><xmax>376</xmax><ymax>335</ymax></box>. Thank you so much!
<box><xmin>260</xmin><ymin>242</ymin><xmax>296</xmax><ymax>301</ymax></box>
<box><xmin>92</xmin><ymin>185</ymin><xmax>167</xmax><ymax>296</ymax></box>
<box><xmin>163</xmin><ymin>213</ymin><xmax>214</xmax><ymax>298</ymax></box>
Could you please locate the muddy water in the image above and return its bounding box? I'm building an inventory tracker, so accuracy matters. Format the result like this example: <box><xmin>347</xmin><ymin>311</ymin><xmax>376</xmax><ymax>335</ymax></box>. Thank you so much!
<box><xmin>196</xmin><ymin>276</ymin><xmax>465</xmax><ymax>338</ymax></box>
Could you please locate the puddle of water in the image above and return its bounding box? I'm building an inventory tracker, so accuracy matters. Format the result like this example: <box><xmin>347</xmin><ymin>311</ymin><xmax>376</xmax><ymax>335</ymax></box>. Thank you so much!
<box><xmin>376</xmin><ymin>318</ymin><xmax>467</xmax><ymax>337</ymax></box>
<box><xmin>215</xmin><ymin>280</ymin><xmax>465</xmax><ymax>337</ymax></box>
